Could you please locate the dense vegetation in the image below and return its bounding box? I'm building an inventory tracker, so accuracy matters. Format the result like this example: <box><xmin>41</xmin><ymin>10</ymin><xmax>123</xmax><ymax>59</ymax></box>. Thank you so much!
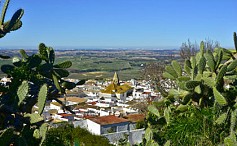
<box><xmin>145</xmin><ymin>33</ymin><xmax>237</xmax><ymax>146</ymax></box>
<box><xmin>42</xmin><ymin>124</ymin><xmax>112</xmax><ymax>146</ymax></box>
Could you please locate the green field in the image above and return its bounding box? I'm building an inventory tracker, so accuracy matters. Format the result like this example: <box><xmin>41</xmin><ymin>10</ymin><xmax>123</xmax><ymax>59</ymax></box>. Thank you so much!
<box><xmin>56</xmin><ymin>56</ymin><xmax>147</xmax><ymax>80</ymax></box>
<box><xmin>0</xmin><ymin>49</ymin><xmax>179</xmax><ymax>80</ymax></box>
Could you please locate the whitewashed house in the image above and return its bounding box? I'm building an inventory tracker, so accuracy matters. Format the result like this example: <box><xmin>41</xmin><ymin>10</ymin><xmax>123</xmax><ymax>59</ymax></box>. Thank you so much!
<box><xmin>87</xmin><ymin>115</ymin><xmax>129</xmax><ymax>135</ymax></box>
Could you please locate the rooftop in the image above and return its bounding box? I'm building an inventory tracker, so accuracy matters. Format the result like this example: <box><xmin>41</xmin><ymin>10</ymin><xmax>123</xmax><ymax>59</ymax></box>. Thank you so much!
<box><xmin>58</xmin><ymin>97</ymin><xmax>87</xmax><ymax>103</ymax></box>
<box><xmin>88</xmin><ymin>115</ymin><xmax>129</xmax><ymax>125</ymax></box>
<box><xmin>101</xmin><ymin>72</ymin><xmax>132</xmax><ymax>94</ymax></box>
<box><xmin>101</xmin><ymin>83</ymin><xmax>132</xmax><ymax>94</ymax></box>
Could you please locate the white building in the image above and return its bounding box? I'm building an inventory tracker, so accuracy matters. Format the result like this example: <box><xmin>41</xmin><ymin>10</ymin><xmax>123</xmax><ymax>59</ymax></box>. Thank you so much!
<box><xmin>100</xmin><ymin>72</ymin><xmax>132</xmax><ymax>102</ymax></box>
<box><xmin>87</xmin><ymin>115</ymin><xmax>129</xmax><ymax>135</ymax></box>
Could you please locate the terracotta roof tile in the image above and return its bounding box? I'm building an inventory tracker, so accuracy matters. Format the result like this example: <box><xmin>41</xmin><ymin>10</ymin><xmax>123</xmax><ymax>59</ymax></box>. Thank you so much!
<box><xmin>58</xmin><ymin>113</ymin><xmax>73</xmax><ymax>117</ymax></box>
<box><xmin>89</xmin><ymin>115</ymin><xmax>129</xmax><ymax>125</ymax></box>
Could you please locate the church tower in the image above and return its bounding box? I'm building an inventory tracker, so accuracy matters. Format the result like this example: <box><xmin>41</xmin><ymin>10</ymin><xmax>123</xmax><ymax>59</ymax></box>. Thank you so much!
<box><xmin>112</xmin><ymin>72</ymin><xmax>120</xmax><ymax>85</ymax></box>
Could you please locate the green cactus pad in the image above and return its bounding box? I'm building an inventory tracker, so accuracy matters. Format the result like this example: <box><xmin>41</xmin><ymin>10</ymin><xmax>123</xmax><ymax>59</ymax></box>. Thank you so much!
<box><xmin>176</xmin><ymin>104</ymin><xmax>188</xmax><ymax>112</ymax></box>
<box><xmin>184</xmin><ymin>60</ymin><xmax>192</xmax><ymax>76</ymax></box>
<box><xmin>200</xmin><ymin>41</ymin><xmax>205</xmax><ymax>55</ymax></box>
<box><xmin>234</xmin><ymin>32</ymin><xmax>237</xmax><ymax>52</ymax></box>
<box><xmin>17</xmin><ymin>81</ymin><xmax>29</xmax><ymax>105</ymax></box>
<box><xmin>165</xmin><ymin>65</ymin><xmax>178</xmax><ymax>78</ymax></box>
<box><xmin>182</xmin><ymin>93</ymin><xmax>192</xmax><ymax>104</ymax></box>
<box><xmin>24</xmin><ymin>113</ymin><xmax>44</xmax><ymax>124</ymax></box>
<box><xmin>198</xmin><ymin>56</ymin><xmax>206</xmax><ymax>74</ymax></box>
<box><xmin>202</xmin><ymin>77</ymin><xmax>215</xmax><ymax>87</ymax></box>
<box><xmin>37</xmin><ymin>84</ymin><xmax>47</xmax><ymax>115</ymax></box>
<box><xmin>215</xmin><ymin>49</ymin><xmax>223</xmax><ymax>70</ymax></box>
<box><xmin>194</xmin><ymin>85</ymin><xmax>201</xmax><ymax>94</ymax></box>
<box><xmin>38</xmin><ymin>43</ymin><xmax>48</xmax><ymax>61</ymax></box>
<box><xmin>204</xmin><ymin>52</ymin><xmax>215</xmax><ymax>72</ymax></box>
<box><xmin>52</xmin><ymin>74</ymin><xmax>61</xmax><ymax>92</ymax></box>
<box><xmin>33</xmin><ymin>129</ymin><xmax>40</xmax><ymax>139</ymax></box>
<box><xmin>171</xmin><ymin>60</ymin><xmax>182</xmax><ymax>77</ymax></box>
<box><xmin>185</xmin><ymin>80</ymin><xmax>200</xmax><ymax>90</ymax></box>
<box><xmin>0</xmin><ymin>54</ymin><xmax>10</xmax><ymax>59</ymax></box>
<box><xmin>215</xmin><ymin>112</ymin><xmax>227</xmax><ymax>125</ymax></box>
<box><xmin>164</xmin><ymin>107</ymin><xmax>170</xmax><ymax>125</ymax></box>
<box><xmin>19</xmin><ymin>49</ymin><xmax>28</xmax><ymax>59</ymax></box>
<box><xmin>1</xmin><ymin>64</ymin><xmax>14</xmax><ymax>74</ymax></box>
<box><xmin>163</xmin><ymin>72</ymin><xmax>176</xmax><ymax>80</ymax></box>
<box><xmin>54</xmin><ymin>69</ymin><xmax>70</xmax><ymax>78</ymax></box>
<box><xmin>213</xmin><ymin>87</ymin><xmax>227</xmax><ymax>106</ymax></box>
<box><xmin>48</xmin><ymin>47</ymin><xmax>55</xmax><ymax>63</ymax></box>
<box><xmin>216</xmin><ymin>64</ymin><xmax>227</xmax><ymax>83</ymax></box>
<box><xmin>190</xmin><ymin>56</ymin><xmax>196</xmax><ymax>69</ymax></box>
<box><xmin>61</xmin><ymin>80</ymin><xmax>76</xmax><ymax>90</ymax></box>
<box><xmin>227</xmin><ymin>60</ymin><xmax>237</xmax><ymax>72</ymax></box>
<box><xmin>54</xmin><ymin>61</ymin><xmax>72</xmax><ymax>68</ymax></box>
<box><xmin>177</xmin><ymin>76</ymin><xmax>191</xmax><ymax>82</ymax></box>
<box><xmin>148</xmin><ymin>105</ymin><xmax>160</xmax><ymax>117</ymax></box>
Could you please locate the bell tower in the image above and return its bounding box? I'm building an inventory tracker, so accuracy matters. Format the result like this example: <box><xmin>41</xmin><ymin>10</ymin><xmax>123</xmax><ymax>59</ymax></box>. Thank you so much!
<box><xmin>112</xmin><ymin>72</ymin><xmax>120</xmax><ymax>85</ymax></box>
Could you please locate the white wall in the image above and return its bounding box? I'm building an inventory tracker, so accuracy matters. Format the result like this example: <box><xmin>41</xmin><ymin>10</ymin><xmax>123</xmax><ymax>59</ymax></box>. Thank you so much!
<box><xmin>87</xmin><ymin>119</ymin><xmax>101</xmax><ymax>135</ymax></box>
<box><xmin>50</xmin><ymin>103</ymin><xmax>61</xmax><ymax>110</ymax></box>
<box><xmin>99</xmin><ymin>93</ymin><xmax>115</xmax><ymax>98</ymax></box>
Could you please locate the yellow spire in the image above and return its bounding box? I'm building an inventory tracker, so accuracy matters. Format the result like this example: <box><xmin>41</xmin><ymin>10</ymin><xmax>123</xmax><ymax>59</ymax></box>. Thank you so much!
<box><xmin>112</xmin><ymin>72</ymin><xmax>120</xmax><ymax>85</ymax></box>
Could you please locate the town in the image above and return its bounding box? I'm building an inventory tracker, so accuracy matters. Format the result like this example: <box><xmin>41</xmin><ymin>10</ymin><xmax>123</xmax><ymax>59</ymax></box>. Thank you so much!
<box><xmin>0</xmin><ymin>72</ymin><xmax>160</xmax><ymax>145</ymax></box>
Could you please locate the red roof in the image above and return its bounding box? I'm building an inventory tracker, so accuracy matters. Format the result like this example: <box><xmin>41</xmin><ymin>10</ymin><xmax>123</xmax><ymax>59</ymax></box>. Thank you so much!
<box><xmin>58</xmin><ymin>113</ymin><xmax>73</xmax><ymax>117</ymax></box>
<box><xmin>89</xmin><ymin>115</ymin><xmax>129</xmax><ymax>125</ymax></box>
<box><xmin>84</xmin><ymin>115</ymin><xmax>97</xmax><ymax>119</ymax></box>
<box><xmin>88</xmin><ymin>102</ymin><xmax>97</xmax><ymax>105</ymax></box>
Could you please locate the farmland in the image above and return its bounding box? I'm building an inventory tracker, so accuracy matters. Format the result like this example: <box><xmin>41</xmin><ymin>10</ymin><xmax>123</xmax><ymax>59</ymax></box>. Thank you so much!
<box><xmin>0</xmin><ymin>49</ymin><xmax>180</xmax><ymax>80</ymax></box>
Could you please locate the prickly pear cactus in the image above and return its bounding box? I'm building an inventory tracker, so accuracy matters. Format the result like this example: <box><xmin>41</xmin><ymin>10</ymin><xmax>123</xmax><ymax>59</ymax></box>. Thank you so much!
<box><xmin>147</xmin><ymin>33</ymin><xmax>237</xmax><ymax>146</ymax></box>
<box><xmin>0</xmin><ymin>43</ymin><xmax>78</xmax><ymax>145</ymax></box>
<box><xmin>0</xmin><ymin>0</ymin><xmax>24</xmax><ymax>38</ymax></box>
<box><xmin>161</xmin><ymin>39</ymin><xmax>237</xmax><ymax>107</ymax></box>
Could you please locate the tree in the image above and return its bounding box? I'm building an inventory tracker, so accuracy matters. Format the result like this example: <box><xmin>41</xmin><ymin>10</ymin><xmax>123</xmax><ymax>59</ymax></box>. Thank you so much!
<box><xmin>145</xmin><ymin>33</ymin><xmax>237</xmax><ymax>146</ymax></box>
<box><xmin>180</xmin><ymin>39</ymin><xmax>198</xmax><ymax>60</ymax></box>
<box><xmin>142</xmin><ymin>62</ymin><xmax>165</xmax><ymax>83</ymax></box>
<box><xmin>180</xmin><ymin>38</ymin><xmax>220</xmax><ymax>60</ymax></box>
<box><xmin>42</xmin><ymin>124</ymin><xmax>112</xmax><ymax>146</ymax></box>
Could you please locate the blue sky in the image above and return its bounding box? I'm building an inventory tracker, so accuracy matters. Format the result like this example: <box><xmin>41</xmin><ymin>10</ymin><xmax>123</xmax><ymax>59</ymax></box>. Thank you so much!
<box><xmin>0</xmin><ymin>0</ymin><xmax>237</xmax><ymax>49</ymax></box>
